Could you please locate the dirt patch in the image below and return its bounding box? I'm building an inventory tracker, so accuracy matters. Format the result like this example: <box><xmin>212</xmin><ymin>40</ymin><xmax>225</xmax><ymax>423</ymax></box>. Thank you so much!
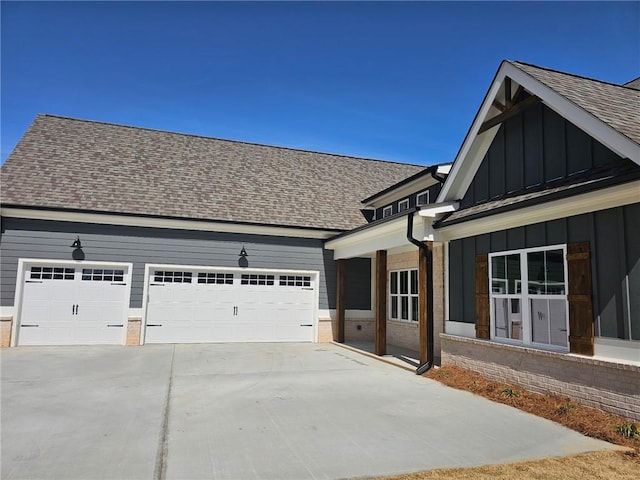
<box><xmin>374</xmin><ymin>364</ymin><xmax>639</xmax><ymax>479</ymax></box>
<box><xmin>423</xmin><ymin>365</ymin><xmax>640</xmax><ymax>451</ymax></box>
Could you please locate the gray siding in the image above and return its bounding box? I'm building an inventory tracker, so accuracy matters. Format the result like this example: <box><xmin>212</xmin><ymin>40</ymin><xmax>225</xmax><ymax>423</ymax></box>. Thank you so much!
<box><xmin>461</xmin><ymin>104</ymin><xmax>623</xmax><ymax>208</ymax></box>
<box><xmin>447</xmin><ymin>204</ymin><xmax>640</xmax><ymax>341</ymax></box>
<box><xmin>0</xmin><ymin>218</ymin><xmax>370</xmax><ymax>311</ymax></box>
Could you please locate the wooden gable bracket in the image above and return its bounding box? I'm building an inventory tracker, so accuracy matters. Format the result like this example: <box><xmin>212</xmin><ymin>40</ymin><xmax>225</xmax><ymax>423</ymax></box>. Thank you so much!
<box><xmin>479</xmin><ymin>91</ymin><xmax>540</xmax><ymax>134</ymax></box>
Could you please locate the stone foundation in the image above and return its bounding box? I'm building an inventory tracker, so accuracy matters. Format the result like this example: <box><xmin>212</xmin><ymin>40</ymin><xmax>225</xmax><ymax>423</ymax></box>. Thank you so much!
<box><xmin>440</xmin><ymin>333</ymin><xmax>640</xmax><ymax>422</ymax></box>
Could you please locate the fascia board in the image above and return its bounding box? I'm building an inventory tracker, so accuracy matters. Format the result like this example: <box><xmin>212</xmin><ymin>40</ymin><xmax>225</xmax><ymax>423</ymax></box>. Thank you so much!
<box><xmin>418</xmin><ymin>202</ymin><xmax>459</xmax><ymax>217</ymax></box>
<box><xmin>435</xmin><ymin>180</ymin><xmax>640</xmax><ymax>242</ymax></box>
<box><xmin>326</xmin><ymin>214</ymin><xmax>431</xmax><ymax>259</ymax></box>
<box><xmin>0</xmin><ymin>207</ymin><xmax>338</xmax><ymax>240</ymax></box>
<box><xmin>437</xmin><ymin>65</ymin><xmax>509</xmax><ymax>203</ymax></box>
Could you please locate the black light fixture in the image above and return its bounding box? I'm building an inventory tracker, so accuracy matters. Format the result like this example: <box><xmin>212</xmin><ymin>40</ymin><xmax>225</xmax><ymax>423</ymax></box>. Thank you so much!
<box><xmin>70</xmin><ymin>236</ymin><xmax>83</xmax><ymax>249</ymax></box>
<box><xmin>239</xmin><ymin>246</ymin><xmax>248</xmax><ymax>258</ymax></box>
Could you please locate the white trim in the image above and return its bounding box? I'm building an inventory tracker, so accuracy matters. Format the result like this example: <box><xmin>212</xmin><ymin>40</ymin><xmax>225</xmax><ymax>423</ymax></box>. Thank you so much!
<box><xmin>0</xmin><ymin>307</ymin><xmax>15</xmax><ymax>318</ymax></box>
<box><xmin>489</xmin><ymin>244</ymin><xmax>569</xmax><ymax>351</ymax></box>
<box><xmin>364</xmin><ymin>176</ymin><xmax>441</xmax><ymax>209</ymax></box>
<box><xmin>418</xmin><ymin>201</ymin><xmax>459</xmax><ymax>218</ymax></box>
<box><xmin>444</xmin><ymin>320</ymin><xmax>475</xmax><ymax>338</ymax></box>
<box><xmin>326</xmin><ymin>214</ymin><xmax>429</xmax><ymax>260</ymax></box>
<box><xmin>398</xmin><ymin>199</ymin><xmax>410</xmax><ymax>212</ymax></box>
<box><xmin>438</xmin><ymin>61</ymin><xmax>640</xmax><ymax>204</ymax></box>
<box><xmin>435</xmin><ymin>181</ymin><xmax>640</xmax><ymax>241</ymax></box>
<box><xmin>141</xmin><ymin>263</ymin><xmax>320</xmax><ymax>344</ymax></box>
<box><xmin>594</xmin><ymin>337</ymin><xmax>640</xmax><ymax>364</ymax></box>
<box><xmin>415</xmin><ymin>190</ymin><xmax>430</xmax><ymax>206</ymax></box>
<box><xmin>11</xmin><ymin>258</ymin><xmax>133</xmax><ymax>347</ymax></box>
<box><xmin>382</xmin><ymin>205</ymin><xmax>393</xmax><ymax>218</ymax></box>
<box><xmin>0</xmin><ymin>207</ymin><xmax>339</xmax><ymax>240</ymax></box>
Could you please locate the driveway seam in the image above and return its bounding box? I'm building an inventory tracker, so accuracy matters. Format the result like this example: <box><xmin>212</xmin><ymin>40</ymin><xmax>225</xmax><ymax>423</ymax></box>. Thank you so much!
<box><xmin>154</xmin><ymin>344</ymin><xmax>175</xmax><ymax>480</ymax></box>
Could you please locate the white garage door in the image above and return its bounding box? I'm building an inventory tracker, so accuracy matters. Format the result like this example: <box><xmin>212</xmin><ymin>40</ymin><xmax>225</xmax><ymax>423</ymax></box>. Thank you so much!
<box><xmin>144</xmin><ymin>268</ymin><xmax>316</xmax><ymax>343</ymax></box>
<box><xmin>18</xmin><ymin>262</ymin><xmax>130</xmax><ymax>346</ymax></box>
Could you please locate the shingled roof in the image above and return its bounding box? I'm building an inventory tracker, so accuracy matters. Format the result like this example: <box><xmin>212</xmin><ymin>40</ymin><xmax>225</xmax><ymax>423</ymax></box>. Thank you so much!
<box><xmin>0</xmin><ymin>115</ymin><xmax>425</xmax><ymax>232</ymax></box>
<box><xmin>512</xmin><ymin>61</ymin><xmax>640</xmax><ymax>145</ymax></box>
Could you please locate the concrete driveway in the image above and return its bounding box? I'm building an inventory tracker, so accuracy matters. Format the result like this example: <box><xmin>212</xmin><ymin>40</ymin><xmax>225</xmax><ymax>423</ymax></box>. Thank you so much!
<box><xmin>1</xmin><ymin>343</ymin><xmax>616</xmax><ymax>479</ymax></box>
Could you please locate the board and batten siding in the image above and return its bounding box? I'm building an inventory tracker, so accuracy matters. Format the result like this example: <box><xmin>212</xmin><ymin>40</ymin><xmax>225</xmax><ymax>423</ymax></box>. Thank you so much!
<box><xmin>460</xmin><ymin>103</ymin><xmax>622</xmax><ymax>208</ymax></box>
<box><xmin>448</xmin><ymin>203</ymin><xmax>640</xmax><ymax>341</ymax></box>
<box><xmin>0</xmin><ymin>218</ymin><xmax>371</xmax><ymax>311</ymax></box>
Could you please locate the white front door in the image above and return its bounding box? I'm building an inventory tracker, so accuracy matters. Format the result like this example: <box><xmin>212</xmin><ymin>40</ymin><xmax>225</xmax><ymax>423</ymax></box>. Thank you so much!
<box><xmin>18</xmin><ymin>263</ymin><xmax>130</xmax><ymax>346</ymax></box>
<box><xmin>144</xmin><ymin>268</ymin><xmax>316</xmax><ymax>344</ymax></box>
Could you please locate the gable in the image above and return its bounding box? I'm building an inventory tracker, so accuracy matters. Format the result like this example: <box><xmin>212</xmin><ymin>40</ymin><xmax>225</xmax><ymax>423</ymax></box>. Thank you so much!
<box><xmin>460</xmin><ymin>103</ymin><xmax>627</xmax><ymax>209</ymax></box>
<box><xmin>438</xmin><ymin>61</ymin><xmax>640</xmax><ymax>205</ymax></box>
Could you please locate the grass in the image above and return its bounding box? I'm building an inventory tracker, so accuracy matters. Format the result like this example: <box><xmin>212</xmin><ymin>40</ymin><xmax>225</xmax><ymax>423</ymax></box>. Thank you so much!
<box><xmin>373</xmin><ymin>364</ymin><xmax>639</xmax><ymax>480</ymax></box>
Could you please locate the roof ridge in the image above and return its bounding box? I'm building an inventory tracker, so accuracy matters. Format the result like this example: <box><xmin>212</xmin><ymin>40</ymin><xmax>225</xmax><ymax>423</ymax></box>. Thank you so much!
<box><xmin>510</xmin><ymin>60</ymin><xmax>640</xmax><ymax>92</ymax></box>
<box><xmin>36</xmin><ymin>113</ymin><xmax>427</xmax><ymax>168</ymax></box>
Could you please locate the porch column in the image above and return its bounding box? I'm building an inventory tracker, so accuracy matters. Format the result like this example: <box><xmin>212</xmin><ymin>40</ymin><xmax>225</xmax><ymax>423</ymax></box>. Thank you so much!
<box><xmin>418</xmin><ymin>242</ymin><xmax>433</xmax><ymax>364</ymax></box>
<box><xmin>335</xmin><ymin>259</ymin><xmax>345</xmax><ymax>343</ymax></box>
<box><xmin>375</xmin><ymin>250</ymin><xmax>387</xmax><ymax>356</ymax></box>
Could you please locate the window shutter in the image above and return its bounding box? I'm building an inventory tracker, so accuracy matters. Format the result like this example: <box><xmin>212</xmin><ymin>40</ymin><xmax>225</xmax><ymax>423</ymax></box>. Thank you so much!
<box><xmin>475</xmin><ymin>254</ymin><xmax>490</xmax><ymax>339</ymax></box>
<box><xmin>567</xmin><ymin>242</ymin><xmax>595</xmax><ymax>355</ymax></box>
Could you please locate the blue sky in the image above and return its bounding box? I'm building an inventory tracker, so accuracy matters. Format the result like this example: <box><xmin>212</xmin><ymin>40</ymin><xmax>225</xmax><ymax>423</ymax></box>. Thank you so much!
<box><xmin>1</xmin><ymin>1</ymin><xmax>638</xmax><ymax>166</ymax></box>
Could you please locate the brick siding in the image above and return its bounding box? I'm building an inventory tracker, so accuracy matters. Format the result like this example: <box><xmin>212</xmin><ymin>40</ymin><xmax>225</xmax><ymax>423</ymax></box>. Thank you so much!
<box><xmin>440</xmin><ymin>333</ymin><xmax>640</xmax><ymax>422</ymax></box>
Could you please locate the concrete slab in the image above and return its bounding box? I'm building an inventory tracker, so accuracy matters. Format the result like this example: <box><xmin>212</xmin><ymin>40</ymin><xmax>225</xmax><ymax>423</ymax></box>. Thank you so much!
<box><xmin>1</xmin><ymin>343</ymin><xmax>618</xmax><ymax>480</ymax></box>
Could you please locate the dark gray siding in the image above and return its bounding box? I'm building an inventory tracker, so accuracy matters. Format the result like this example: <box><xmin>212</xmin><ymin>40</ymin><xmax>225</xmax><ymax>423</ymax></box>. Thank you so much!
<box><xmin>461</xmin><ymin>104</ymin><xmax>624</xmax><ymax>208</ymax></box>
<box><xmin>447</xmin><ymin>204</ymin><xmax>640</xmax><ymax>340</ymax></box>
<box><xmin>0</xmin><ymin>218</ymin><xmax>370</xmax><ymax>311</ymax></box>
<box><xmin>344</xmin><ymin>257</ymin><xmax>372</xmax><ymax>310</ymax></box>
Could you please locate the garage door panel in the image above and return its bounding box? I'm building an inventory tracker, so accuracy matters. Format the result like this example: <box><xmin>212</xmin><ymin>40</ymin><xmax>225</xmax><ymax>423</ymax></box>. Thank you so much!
<box><xmin>18</xmin><ymin>263</ymin><xmax>129</xmax><ymax>346</ymax></box>
<box><xmin>145</xmin><ymin>268</ymin><xmax>315</xmax><ymax>344</ymax></box>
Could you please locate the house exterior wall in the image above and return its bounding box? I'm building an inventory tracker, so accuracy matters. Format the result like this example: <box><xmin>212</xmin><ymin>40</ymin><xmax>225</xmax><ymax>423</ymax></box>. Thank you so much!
<box><xmin>460</xmin><ymin>103</ymin><xmax>622</xmax><ymax>208</ymax></box>
<box><xmin>441</xmin><ymin>334</ymin><xmax>640</xmax><ymax>421</ymax></box>
<box><xmin>374</xmin><ymin>183</ymin><xmax>442</xmax><ymax>220</ymax></box>
<box><xmin>0</xmin><ymin>217</ymin><xmax>371</xmax><ymax>318</ymax></box>
<box><xmin>448</xmin><ymin>203</ymin><xmax>640</xmax><ymax>341</ymax></box>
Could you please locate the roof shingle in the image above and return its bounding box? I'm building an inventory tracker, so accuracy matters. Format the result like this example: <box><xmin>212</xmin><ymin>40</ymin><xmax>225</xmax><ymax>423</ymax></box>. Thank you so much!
<box><xmin>512</xmin><ymin>61</ymin><xmax>640</xmax><ymax>146</ymax></box>
<box><xmin>0</xmin><ymin>115</ymin><xmax>425</xmax><ymax>231</ymax></box>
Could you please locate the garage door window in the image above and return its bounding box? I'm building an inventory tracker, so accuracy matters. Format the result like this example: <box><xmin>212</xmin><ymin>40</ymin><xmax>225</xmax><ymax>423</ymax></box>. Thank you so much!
<box><xmin>154</xmin><ymin>271</ymin><xmax>193</xmax><ymax>283</ymax></box>
<box><xmin>198</xmin><ymin>272</ymin><xmax>234</xmax><ymax>284</ymax></box>
<box><xmin>82</xmin><ymin>269</ymin><xmax>124</xmax><ymax>282</ymax></box>
<box><xmin>279</xmin><ymin>275</ymin><xmax>311</xmax><ymax>287</ymax></box>
<box><xmin>30</xmin><ymin>266</ymin><xmax>75</xmax><ymax>280</ymax></box>
<box><xmin>241</xmin><ymin>274</ymin><xmax>275</xmax><ymax>285</ymax></box>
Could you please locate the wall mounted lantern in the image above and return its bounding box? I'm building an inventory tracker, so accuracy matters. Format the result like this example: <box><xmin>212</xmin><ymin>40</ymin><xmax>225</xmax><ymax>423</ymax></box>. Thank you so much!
<box><xmin>70</xmin><ymin>236</ymin><xmax>83</xmax><ymax>250</ymax></box>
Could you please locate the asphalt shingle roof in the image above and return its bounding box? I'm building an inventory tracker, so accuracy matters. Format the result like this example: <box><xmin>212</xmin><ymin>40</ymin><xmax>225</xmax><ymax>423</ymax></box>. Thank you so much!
<box><xmin>512</xmin><ymin>61</ymin><xmax>640</xmax><ymax>146</ymax></box>
<box><xmin>0</xmin><ymin>115</ymin><xmax>425</xmax><ymax>231</ymax></box>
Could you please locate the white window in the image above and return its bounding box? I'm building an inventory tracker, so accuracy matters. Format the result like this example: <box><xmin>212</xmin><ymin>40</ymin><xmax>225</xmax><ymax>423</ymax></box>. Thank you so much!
<box><xmin>489</xmin><ymin>245</ymin><xmax>568</xmax><ymax>350</ymax></box>
<box><xmin>389</xmin><ymin>269</ymin><xmax>418</xmax><ymax>322</ymax></box>
<box><xmin>398</xmin><ymin>199</ymin><xmax>409</xmax><ymax>212</ymax></box>
<box><xmin>416</xmin><ymin>190</ymin><xmax>429</xmax><ymax>206</ymax></box>
<box><xmin>382</xmin><ymin>206</ymin><xmax>393</xmax><ymax>218</ymax></box>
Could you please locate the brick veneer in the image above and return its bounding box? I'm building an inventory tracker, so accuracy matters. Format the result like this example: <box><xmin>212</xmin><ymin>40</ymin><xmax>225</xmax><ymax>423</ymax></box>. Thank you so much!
<box><xmin>440</xmin><ymin>333</ymin><xmax>640</xmax><ymax>421</ymax></box>
<box><xmin>0</xmin><ymin>317</ymin><xmax>12</xmax><ymax>347</ymax></box>
<box><xmin>126</xmin><ymin>317</ymin><xmax>142</xmax><ymax>346</ymax></box>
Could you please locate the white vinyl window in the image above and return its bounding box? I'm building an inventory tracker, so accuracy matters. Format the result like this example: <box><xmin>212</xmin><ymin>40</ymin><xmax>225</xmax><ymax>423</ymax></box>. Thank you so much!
<box><xmin>489</xmin><ymin>245</ymin><xmax>568</xmax><ymax>350</ymax></box>
<box><xmin>389</xmin><ymin>269</ymin><xmax>418</xmax><ymax>322</ymax></box>
<box><xmin>416</xmin><ymin>190</ymin><xmax>429</xmax><ymax>206</ymax></box>
<box><xmin>382</xmin><ymin>205</ymin><xmax>393</xmax><ymax>218</ymax></box>
<box><xmin>398</xmin><ymin>199</ymin><xmax>410</xmax><ymax>212</ymax></box>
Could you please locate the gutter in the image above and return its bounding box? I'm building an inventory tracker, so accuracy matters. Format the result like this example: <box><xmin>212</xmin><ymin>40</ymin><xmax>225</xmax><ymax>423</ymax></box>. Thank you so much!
<box><xmin>406</xmin><ymin>208</ymin><xmax>434</xmax><ymax>375</ymax></box>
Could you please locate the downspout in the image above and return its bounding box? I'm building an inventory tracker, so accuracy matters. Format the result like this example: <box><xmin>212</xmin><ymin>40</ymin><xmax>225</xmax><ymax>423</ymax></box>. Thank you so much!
<box><xmin>407</xmin><ymin>209</ymin><xmax>434</xmax><ymax>375</ymax></box>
